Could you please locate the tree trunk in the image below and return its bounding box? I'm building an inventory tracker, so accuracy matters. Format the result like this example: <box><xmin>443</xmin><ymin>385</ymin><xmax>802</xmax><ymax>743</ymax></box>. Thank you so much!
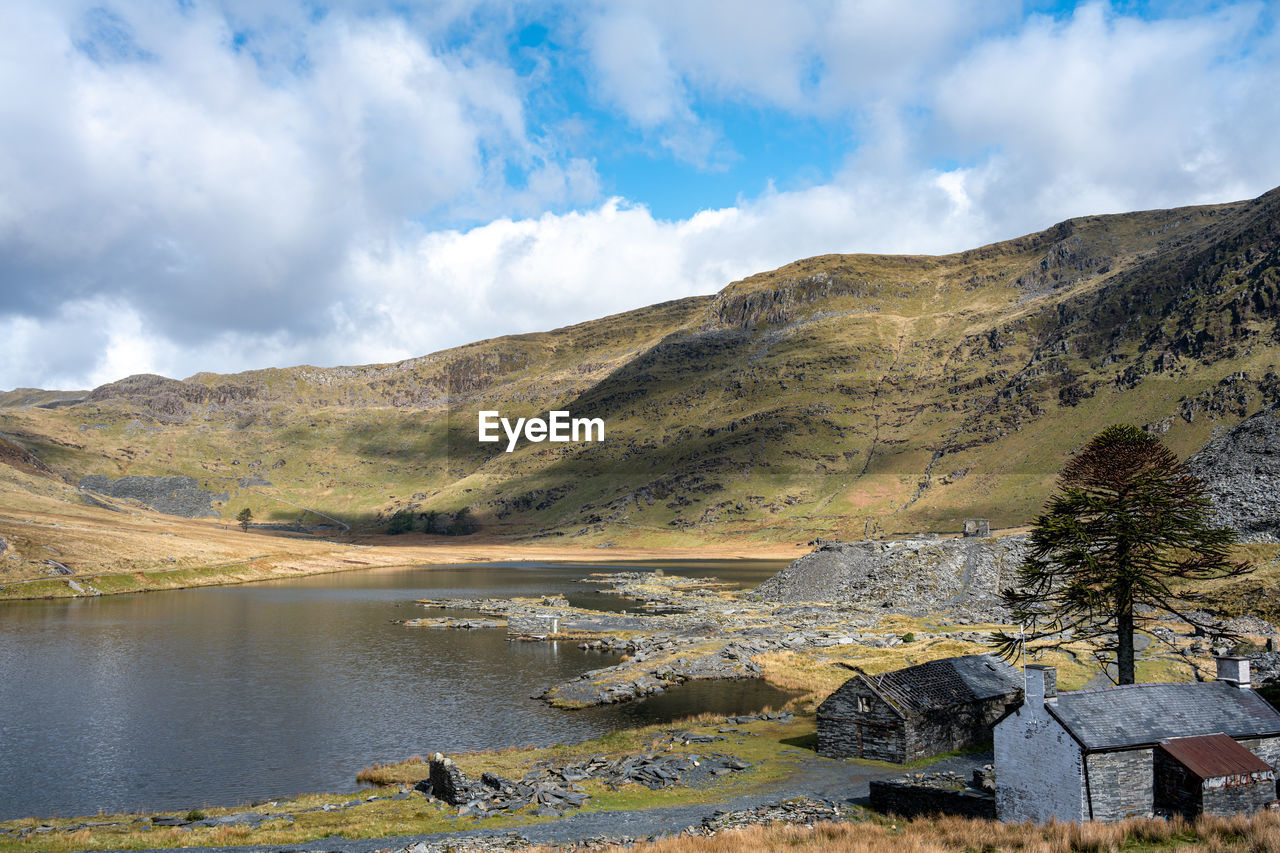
<box><xmin>1116</xmin><ymin>602</ymin><xmax>1136</xmax><ymax>685</ymax></box>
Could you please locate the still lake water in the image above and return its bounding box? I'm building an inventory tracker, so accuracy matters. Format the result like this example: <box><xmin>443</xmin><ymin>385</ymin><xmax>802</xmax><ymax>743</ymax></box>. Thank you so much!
<box><xmin>0</xmin><ymin>560</ymin><xmax>790</xmax><ymax>820</ymax></box>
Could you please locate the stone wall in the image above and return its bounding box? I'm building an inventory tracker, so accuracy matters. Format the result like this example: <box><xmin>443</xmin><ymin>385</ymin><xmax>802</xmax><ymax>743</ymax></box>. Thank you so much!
<box><xmin>1154</xmin><ymin>749</ymin><xmax>1277</xmax><ymax>819</ymax></box>
<box><xmin>1153</xmin><ymin>747</ymin><xmax>1200</xmax><ymax>819</ymax></box>
<box><xmin>1085</xmin><ymin>749</ymin><xmax>1154</xmax><ymax>820</ymax></box>
<box><xmin>1203</xmin><ymin>774</ymin><xmax>1278</xmax><ymax>817</ymax></box>
<box><xmin>427</xmin><ymin>754</ymin><xmax>472</xmax><ymax>805</ymax></box>
<box><xmin>817</xmin><ymin>679</ymin><xmax>906</xmax><ymax>762</ymax></box>
<box><xmin>869</xmin><ymin>780</ymin><xmax>995</xmax><ymax>819</ymax></box>
<box><xmin>1239</xmin><ymin>736</ymin><xmax>1280</xmax><ymax>775</ymax></box>
<box><xmin>820</xmin><ymin>676</ymin><xmax>1018</xmax><ymax>764</ymax></box>
<box><xmin>905</xmin><ymin>697</ymin><xmax>1021</xmax><ymax>764</ymax></box>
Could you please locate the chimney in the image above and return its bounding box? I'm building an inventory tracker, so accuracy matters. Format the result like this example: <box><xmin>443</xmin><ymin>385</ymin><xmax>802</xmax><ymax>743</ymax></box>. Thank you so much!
<box><xmin>1024</xmin><ymin>664</ymin><xmax>1058</xmax><ymax>707</ymax></box>
<box><xmin>1216</xmin><ymin>655</ymin><xmax>1251</xmax><ymax>688</ymax></box>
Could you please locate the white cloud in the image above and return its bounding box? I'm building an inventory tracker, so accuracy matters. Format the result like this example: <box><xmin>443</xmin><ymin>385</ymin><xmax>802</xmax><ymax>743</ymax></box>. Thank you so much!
<box><xmin>331</xmin><ymin>170</ymin><xmax>997</xmax><ymax>370</ymax></box>
<box><xmin>3</xmin><ymin>1</ymin><xmax>1280</xmax><ymax>391</ymax></box>
<box><xmin>579</xmin><ymin>0</ymin><xmax>1019</xmax><ymax>135</ymax></box>
<box><xmin>584</xmin><ymin>9</ymin><xmax>685</xmax><ymax>127</ymax></box>
<box><xmin>932</xmin><ymin>2</ymin><xmax>1280</xmax><ymax>223</ymax></box>
<box><xmin>0</xmin><ymin>0</ymin><xmax>605</xmax><ymax>386</ymax></box>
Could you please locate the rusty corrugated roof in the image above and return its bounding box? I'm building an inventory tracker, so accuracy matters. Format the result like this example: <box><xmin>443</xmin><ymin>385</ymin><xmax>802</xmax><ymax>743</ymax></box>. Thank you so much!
<box><xmin>1158</xmin><ymin>733</ymin><xmax>1273</xmax><ymax>780</ymax></box>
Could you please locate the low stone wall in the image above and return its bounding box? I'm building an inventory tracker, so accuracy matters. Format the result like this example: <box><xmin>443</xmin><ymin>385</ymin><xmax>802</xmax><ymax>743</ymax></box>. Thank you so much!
<box><xmin>869</xmin><ymin>780</ymin><xmax>996</xmax><ymax>819</ymax></box>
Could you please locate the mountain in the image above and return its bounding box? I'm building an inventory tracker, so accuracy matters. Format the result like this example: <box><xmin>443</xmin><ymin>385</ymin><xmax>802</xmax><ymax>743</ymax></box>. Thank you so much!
<box><xmin>3</xmin><ymin>187</ymin><xmax>1278</xmax><ymax>550</ymax></box>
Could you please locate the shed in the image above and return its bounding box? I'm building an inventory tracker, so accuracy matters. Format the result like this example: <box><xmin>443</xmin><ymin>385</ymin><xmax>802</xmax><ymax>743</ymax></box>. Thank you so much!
<box><xmin>818</xmin><ymin>654</ymin><xmax>1022</xmax><ymax>763</ymax></box>
<box><xmin>1154</xmin><ymin>733</ymin><xmax>1276</xmax><ymax>819</ymax></box>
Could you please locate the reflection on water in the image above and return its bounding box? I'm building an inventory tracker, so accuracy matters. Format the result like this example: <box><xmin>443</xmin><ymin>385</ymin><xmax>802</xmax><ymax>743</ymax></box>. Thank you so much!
<box><xmin>0</xmin><ymin>560</ymin><xmax>790</xmax><ymax>820</ymax></box>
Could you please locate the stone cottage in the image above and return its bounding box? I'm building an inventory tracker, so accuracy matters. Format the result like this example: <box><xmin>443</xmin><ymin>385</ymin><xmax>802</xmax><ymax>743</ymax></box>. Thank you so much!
<box><xmin>995</xmin><ymin>658</ymin><xmax>1280</xmax><ymax>822</ymax></box>
<box><xmin>817</xmin><ymin>654</ymin><xmax>1023</xmax><ymax>763</ymax></box>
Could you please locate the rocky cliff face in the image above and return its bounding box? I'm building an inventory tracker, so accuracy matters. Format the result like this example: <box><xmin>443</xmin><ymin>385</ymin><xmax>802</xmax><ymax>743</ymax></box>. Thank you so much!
<box><xmin>1185</xmin><ymin>404</ymin><xmax>1280</xmax><ymax>542</ymax></box>
<box><xmin>750</xmin><ymin>535</ymin><xmax>1028</xmax><ymax>618</ymax></box>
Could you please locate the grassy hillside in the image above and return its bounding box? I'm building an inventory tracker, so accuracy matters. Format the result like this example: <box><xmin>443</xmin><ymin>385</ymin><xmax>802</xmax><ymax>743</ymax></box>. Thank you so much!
<box><xmin>3</xmin><ymin>188</ymin><xmax>1278</xmax><ymax>563</ymax></box>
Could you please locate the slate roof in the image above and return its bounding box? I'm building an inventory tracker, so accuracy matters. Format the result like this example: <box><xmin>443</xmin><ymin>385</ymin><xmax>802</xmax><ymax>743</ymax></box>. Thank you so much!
<box><xmin>1048</xmin><ymin>682</ymin><xmax>1280</xmax><ymax>750</ymax></box>
<box><xmin>1158</xmin><ymin>733</ymin><xmax>1273</xmax><ymax>780</ymax></box>
<box><xmin>870</xmin><ymin>653</ymin><xmax>1022</xmax><ymax>714</ymax></box>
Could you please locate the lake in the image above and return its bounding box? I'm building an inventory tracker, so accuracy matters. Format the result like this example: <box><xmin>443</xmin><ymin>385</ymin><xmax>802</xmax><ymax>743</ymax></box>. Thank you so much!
<box><xmin>0</xmin><ymin>560</ymin><xmax>791</xmax><ymax>821</ymax></box>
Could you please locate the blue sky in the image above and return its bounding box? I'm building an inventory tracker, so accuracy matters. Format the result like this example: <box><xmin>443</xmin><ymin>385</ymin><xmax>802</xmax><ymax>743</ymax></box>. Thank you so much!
<box><xmin>2</xmin><ymin>0</ymin><xmax>1279</xmax><ymax>389</ymax></box>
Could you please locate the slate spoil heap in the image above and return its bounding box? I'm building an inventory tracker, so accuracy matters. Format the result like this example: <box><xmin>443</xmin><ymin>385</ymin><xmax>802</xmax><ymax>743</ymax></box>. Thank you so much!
<box><xmin>415</xmin><ymin>749</ymin><xmax>752</xmax><ymax>818</ymax></box>
<box><xmin>750</xmin><ymin>535</ymin><xmax>1028</xmax><ymax>620</ymax></box>
<box><xmin>1185</xmin><ymin>403</ymin><xmax>1280</xmax><ymax>543</ymax></box>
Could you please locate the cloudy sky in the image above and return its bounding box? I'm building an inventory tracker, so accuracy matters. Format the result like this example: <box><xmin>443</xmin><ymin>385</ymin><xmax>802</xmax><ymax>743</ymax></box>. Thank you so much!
<box><xmin>2</xmin><ymin>0</ymin><xmax>1278</xmax><ymax>390</ymax></box>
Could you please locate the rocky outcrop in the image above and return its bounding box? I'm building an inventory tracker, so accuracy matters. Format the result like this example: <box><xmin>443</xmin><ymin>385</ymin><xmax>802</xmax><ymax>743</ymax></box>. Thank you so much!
<box><xmin>749</xmin><ymin>535</ymin><xmax>1028</xmax><ymax>617</ymax></box>
<box><xmin>1185</xmin><ymin>405</ymin><xmax>1280</xmax><ymax>542</ymax></box>
<box><xmin>414</xmin><ymin>745</ymin><xmax>750</xmax><ymax>819</ymax></box>
<box><xmin>542</xmin><ymin>637</ymin><xmax>762</xmax><ymax>708</ymax></box>
<box><xmin>78</xmin><ymin>474</ymin><xmax>226</xmax><ymax>518</ymax></box>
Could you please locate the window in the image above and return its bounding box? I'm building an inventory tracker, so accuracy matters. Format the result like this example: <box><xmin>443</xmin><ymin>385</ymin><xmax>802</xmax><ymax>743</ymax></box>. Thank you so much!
<box><xmin>856</xmin><ymin>696</ymin><xmax>871</xmax><ymax>712</ymax></box>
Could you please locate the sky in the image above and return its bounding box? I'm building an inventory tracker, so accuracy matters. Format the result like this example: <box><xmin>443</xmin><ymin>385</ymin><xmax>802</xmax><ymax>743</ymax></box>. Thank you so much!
<box><xmin>1</xmin><ymin>0</ymin><xmax>1278</xmax><ymax>391</ymax></box>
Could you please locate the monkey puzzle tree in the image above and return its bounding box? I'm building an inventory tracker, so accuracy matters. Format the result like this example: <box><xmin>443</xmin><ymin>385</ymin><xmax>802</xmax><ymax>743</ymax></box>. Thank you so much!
<box><xmin>993</xmin><ymin>424</ymin><xmax>1250</xmax><ymax>685</ymax></box>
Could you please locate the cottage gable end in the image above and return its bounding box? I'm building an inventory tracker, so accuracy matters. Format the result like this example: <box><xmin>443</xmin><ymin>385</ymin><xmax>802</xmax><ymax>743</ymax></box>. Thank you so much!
<box><xmin>995</xmin><ymin>667</ymin><xmax>1086</xmax><ymax>822</ymax></box>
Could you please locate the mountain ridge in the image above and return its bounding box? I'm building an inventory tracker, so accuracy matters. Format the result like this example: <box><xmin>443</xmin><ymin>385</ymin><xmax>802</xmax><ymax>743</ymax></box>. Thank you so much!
<box><xmin>3</xmin><ymin>187</ymin><xmax>1277</xmax><ymax>551</ymax></box>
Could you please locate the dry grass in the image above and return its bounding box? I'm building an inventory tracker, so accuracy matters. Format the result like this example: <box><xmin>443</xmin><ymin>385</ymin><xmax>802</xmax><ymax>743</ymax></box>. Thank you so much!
<box><xmin>526</xmin><ymin>811</ymin><xmax>1280</xmax><ymax>853</ymax></box>
<box><xmin>355</xmin><ymin>754</ymin><xmax>428</xmax><ymax>785</ymax></box>
<box><xmin>754</xmin><ymin>638</ymin><xmax>991</xmax><ymax>711</ymax></box>
<box><xmin>0</xmin><ymin>471</ymin><xmax>801</xmax><ymax>600</ymax></box>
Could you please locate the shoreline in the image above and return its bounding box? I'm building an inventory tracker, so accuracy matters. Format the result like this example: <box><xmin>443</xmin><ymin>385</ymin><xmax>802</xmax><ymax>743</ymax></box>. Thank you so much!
<box><xmin>0</xmin><ymin>536</ymin><xmax>806</xmax><ymax>601</ymax></box>
<box><xmin>0</xmin><ymin>712</ymin><xmax>973</xmax><ymax>851</ymax></box>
